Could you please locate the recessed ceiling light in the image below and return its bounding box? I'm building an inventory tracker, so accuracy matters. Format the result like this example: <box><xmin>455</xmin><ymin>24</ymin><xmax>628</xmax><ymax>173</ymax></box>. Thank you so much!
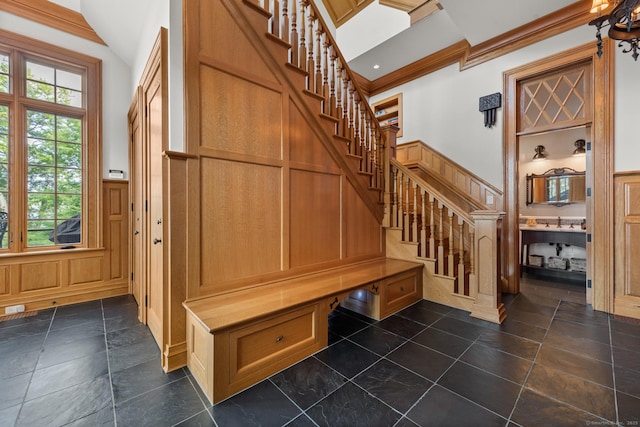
<box><xmin>373</xmin><ymin>64</ymin><xmax>380</xmax><ymax>69</ymax></box>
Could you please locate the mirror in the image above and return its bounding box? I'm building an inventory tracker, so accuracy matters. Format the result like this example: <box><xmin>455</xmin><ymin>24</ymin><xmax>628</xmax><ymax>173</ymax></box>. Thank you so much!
<box><xmin>526</xmin><ymin>167</ymin><xmax>585</xmax><ymax>206</ymax></box>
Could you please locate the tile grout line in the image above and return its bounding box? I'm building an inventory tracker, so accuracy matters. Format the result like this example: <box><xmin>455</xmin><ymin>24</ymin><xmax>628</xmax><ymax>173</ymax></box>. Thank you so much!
<box><xmin>14</xmin><ymin>305</ymin><xmax>57</xmax><ymax>426</ymax></box>
<box><xmin>505</xmin><ymin>298</ymin><xmax>560</xmax><ymax>424</ymax></box>
<box><xmin>608</xmin><ymin>314</ymin><xmax>620</xmax><ymax>425</ymax></box>
<box><xmin>396</xmin><ymin>329</ymin><xmax>514</xmax><ymax>425</ymax></box>
<box><xmin>101</xmin><ymin>300</ymin><xmax>118</xmax><ymax>427</ymax></box>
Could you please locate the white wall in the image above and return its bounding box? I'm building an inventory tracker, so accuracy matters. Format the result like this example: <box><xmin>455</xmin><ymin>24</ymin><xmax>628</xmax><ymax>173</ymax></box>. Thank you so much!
<box><xmin>370</xmin><ymin>25</ymin><xmax>640</xmax><ymax>190</ymax></box>
<box><xmin>125</xmin><ymin>0</ymin><xmax>184</xmax><ymax>152</ymax></box>
<box><xmin>0</xmin><ymin>11</ymin><xmax>132</xmax><ymax>179</ymax></box>
<box><xmin>336</xmin><ymin>0</ymin><xmax>408</xmax><ymax>62</ymax></box>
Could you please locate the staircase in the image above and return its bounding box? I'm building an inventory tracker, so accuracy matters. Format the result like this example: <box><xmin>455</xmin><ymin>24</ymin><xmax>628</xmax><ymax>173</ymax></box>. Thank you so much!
<box><xmin>240</xmin><ymin>0</ymin><xmax>505</xmax><ymax>323</ymax></box>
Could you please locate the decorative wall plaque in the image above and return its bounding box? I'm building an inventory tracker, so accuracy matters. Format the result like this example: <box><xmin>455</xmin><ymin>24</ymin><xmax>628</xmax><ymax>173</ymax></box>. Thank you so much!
<box><xmin>479</xmin><ymin>92</ymin><xmax>502</xmax><ymax>128</ymax></box>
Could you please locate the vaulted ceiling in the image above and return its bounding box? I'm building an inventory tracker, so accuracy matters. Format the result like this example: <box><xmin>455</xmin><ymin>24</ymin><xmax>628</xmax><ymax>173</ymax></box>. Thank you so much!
<box><xmin>13</xmin><ymin>0</ymin><xmax>591</xmax><ymax>82</ymax></box>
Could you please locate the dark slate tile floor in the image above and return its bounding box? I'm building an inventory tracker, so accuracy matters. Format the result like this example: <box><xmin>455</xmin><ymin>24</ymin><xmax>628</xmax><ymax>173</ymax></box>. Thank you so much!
<box><xmin>1</xmin><ymin>281</ymin><xmax>640</xmax><ymax>427</ymax></box>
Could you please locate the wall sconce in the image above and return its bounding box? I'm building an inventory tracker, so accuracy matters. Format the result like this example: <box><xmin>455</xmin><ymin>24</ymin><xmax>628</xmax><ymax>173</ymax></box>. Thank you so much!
<box><xmin>533</xmin><ymin>145</ymin><xmax>547</xmax><ymax>161</ymax></box>
<box><xmin>573</xmin><ymin>139</ymin><xmax>586</xmax><ymax>156</ymax></box>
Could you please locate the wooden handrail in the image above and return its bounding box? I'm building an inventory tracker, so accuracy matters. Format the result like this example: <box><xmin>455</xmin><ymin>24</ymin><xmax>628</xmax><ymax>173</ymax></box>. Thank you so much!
<box><xmin>389</xmin><ymin>157</ymin><xmax>476</xmax><ymax>297</ymax></box>
<box><xmin>255</xmin><ymin>0</ymin><xmax>387</xmax><ymax>198</ymax></box>
<box><xmin>247</xmin><ymin>0</ymin><xmax>505</xmax><ymax>322</ymax></box>
<box><xmin>391</xmin><ymin>158</ymin><xmax>474</xmax><ymax>225</ymax></box>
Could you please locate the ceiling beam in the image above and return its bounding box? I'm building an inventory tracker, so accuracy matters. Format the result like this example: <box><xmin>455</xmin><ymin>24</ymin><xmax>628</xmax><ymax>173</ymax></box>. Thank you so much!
<box><xmin>0</xmin><ymin>0</ymin><xmax>106</xmax><ymax>45</ymax></box>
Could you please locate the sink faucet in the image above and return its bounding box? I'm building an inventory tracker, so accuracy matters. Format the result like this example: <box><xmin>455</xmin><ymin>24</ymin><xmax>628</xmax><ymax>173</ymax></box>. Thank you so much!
<box><xmin>557</xmin><ymin>216</ymin><xmax>561</xmax><ymax>228</ymax></box>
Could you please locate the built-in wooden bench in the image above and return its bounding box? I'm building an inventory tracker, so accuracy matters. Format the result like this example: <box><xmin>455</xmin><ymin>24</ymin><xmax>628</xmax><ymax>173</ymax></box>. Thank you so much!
<box><xmin>183</xmin><ymin>258</ymin><xmax>423</xmax><ymax>404</ymax></box>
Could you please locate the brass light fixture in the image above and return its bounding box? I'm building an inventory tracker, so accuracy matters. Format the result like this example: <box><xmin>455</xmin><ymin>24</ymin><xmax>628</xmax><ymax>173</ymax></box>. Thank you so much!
<box><xmin>533</xmin><ymin>145</ymin><xmax>547</xmax><ymax>161</ymax></box>
<box><xmin>573</xmin><ymin>139</ymin><xmax>586</xmax><ymax>156</ymax></box>
<box><xmin>589</xmin><ymin>0</ymin><xmax>640</xmax><ymax>60</ymax></box>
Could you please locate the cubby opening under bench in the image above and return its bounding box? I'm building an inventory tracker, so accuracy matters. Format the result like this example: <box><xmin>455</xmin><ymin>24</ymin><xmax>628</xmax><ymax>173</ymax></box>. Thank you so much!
<box><xmin>182</xmin><ymin>258</ymin><xmax>423</xmax><ymax>404</ymax></box>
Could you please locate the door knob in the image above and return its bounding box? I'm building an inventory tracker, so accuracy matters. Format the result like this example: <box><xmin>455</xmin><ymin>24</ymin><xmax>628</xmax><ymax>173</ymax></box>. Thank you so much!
<box><xmin>153</xmin><ymin>238</ymin><xmax>162</xmax><ymax>244</ymax></box>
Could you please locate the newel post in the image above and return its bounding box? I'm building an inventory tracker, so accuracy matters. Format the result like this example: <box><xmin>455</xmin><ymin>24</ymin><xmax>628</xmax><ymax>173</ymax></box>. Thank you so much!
<box><xmin>382</xmin><ymin>125</ymin><xmax>399</xmax><ymax>228</ymax></box>
<box><xmin>469</xmin><ymin>210</ymin><xmax>506</xmax><ymax>324</ymax></box>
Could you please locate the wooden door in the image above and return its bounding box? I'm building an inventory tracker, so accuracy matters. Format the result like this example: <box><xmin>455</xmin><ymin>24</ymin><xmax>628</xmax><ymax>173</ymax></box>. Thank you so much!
<box><xmin>144</xmin><ymin>60</ymin><xmax>164</xmax><ymax>346</ymax></box>
<box><xmin>614</xmin><ymin>174</ymin><xmax>640</xmax><ymax>320</ymax></box>
<box><xmin>128</xmin><ymin>88</ymin><xmax>146</xmax><ymax>320</ymax></box>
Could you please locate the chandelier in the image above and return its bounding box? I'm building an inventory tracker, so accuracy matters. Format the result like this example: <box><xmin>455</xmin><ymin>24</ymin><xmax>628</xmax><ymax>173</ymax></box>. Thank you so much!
<box><xmin>589</xmin><ymin>0</ymin><xmax>640</xmax><ymax>60</ymax></box>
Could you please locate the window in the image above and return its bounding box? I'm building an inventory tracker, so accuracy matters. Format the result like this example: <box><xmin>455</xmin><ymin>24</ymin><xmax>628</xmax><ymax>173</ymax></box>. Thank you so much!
<box><xmin>0</xmin><ymin>30</ymin><xmax>101</xmax><ymax>252</ymax></box>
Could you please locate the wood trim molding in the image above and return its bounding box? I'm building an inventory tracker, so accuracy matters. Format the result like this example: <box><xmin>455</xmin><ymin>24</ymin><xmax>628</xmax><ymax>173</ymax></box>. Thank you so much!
<box><xmin>323</xmin><ymin>0</ymin><xmax>375</xmax><ymax>27</ymax></box>
<box><xmin>460</xmin><ymin>1</ymin><xmax>592</xmax><ymax>70</ymax></box>
<box><xmin>368</xmin><ymin>40</ymin><xmax>469</xmax><ymax>96</ymax></box>
<box><xmin>0</xmin><ymin>0</ymin><xmax>106</xmax><ymax>45</ymax></box>
<box><xmin>502</xmin><ymin>39</ymin><xmax>614</xmax><ymax>312</ymax></box>
<box><xmin>365</xmin><ymin>1</ymin><xmax>593</xmax><ymax>96</ymax></box>
<box><xmin>395</xmin><ymin>140</ymin><xmax>503</xmax><ymax>211</ymax></box>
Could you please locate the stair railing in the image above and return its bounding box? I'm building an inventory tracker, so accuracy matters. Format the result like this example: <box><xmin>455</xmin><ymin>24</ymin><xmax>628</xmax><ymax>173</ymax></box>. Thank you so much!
<box><xmin>250</xmin><ymin>0</ymin><xmax>505</xmax><ymax>323</ymax></box>
<box><xmin>253</xmin><ymin>0</ymin><xmax>385</xmax><ymax>196</ymax></box>
<box><xmin>390</xmin><ymin>158</ymin><xmax>476</xmax><ymax>298</ymax></box>
<box><xmin>390</xmin><ymin>158</ymin><xmax>506</xmax><ymax>323</ymax></box>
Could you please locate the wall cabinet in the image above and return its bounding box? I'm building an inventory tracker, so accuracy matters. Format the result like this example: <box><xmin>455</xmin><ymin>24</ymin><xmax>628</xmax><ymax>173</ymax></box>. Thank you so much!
<box><xmin>372</xmin><ymin>93</ymin><xmax>402</xmax><ymax>137</ymax></box>
<box><xmin>520</xmin><ymin>228</ymin><xmax>586</xmax><ymax>283</ymax></box>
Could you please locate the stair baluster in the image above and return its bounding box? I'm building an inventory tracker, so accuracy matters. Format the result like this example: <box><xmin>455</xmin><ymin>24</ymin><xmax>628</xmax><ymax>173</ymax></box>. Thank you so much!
<box><xmin>290</xmin><ymin>0</ymin><xmax>298</xmax><ymax>65</ymax></box>
<box><xmin>421</xmin><ymin>188</ymin><xmax>428</xmax><ymax>257</ymax></box>
<box><xmin>437</xmin><ymin>202</ymin><xmax>444</xmax><ymax>274</ymax></box>
<box><xmin>448</xmin><ymin>210</ymin><xmax>455</xmax><ymax>279</ymax></box>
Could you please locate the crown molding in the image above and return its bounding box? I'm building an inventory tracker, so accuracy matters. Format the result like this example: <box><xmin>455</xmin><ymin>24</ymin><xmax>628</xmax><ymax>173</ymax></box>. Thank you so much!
<box><xmin>365</xmin><ymin>0</ymin><xmax>592</xmax><ymax>96</ymax></box>
<box><xmin>461</xmin><ymin>0</ymin><xmax>592</xmax><ymax>70</ymax></box>
<box><xmin>0</xmin><ymin>0</ymin><xmax>106</xmax><ymax>45</ymax></box>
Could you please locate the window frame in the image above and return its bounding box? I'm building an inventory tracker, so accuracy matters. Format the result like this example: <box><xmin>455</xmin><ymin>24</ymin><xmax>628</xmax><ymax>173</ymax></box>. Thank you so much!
<box><xmin>0</xmin><ymin>29</ymin><xmax>102</xmax><ymax>253</ymax></box>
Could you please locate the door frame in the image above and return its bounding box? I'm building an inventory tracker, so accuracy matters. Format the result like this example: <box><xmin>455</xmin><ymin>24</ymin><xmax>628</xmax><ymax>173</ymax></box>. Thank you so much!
<box><xmin>502</xmin><ymin>39</ymin><xmax>615</xmax><ymax>312</ymax></box>
<box><xmin>128</xmin><ymin>86</ymin><xmax>146</xmax><ymax>323</ymax></box>
<box><xmin>128</xmin><ymin>28</ymin><xmax>169</xmax><ymax>344</ymax></box>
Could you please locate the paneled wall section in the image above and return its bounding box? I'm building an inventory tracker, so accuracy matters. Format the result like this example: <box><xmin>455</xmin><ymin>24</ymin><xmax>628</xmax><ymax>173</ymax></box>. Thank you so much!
<box><xmin>185</xmin><ymin>0</ymin><xmax>384</xmax><ymax>298</ymax></box>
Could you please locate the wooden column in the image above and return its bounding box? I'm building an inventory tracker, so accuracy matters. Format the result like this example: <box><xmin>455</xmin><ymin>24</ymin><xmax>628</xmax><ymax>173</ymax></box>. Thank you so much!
<box><xmin>382</xmin><ymin>125</ymin><xmax>399</xmax><ymax>228</ymax></box>
<box><xmin>469</xmin><ymin>210</ymin><xmax>506</xmax><ymax>324</ymax></box>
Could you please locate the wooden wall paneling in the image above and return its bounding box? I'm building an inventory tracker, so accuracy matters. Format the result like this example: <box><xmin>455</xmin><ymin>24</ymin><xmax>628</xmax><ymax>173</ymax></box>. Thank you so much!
<box><xmin>20</xmin><ymin>261</ymin><xmax>59</xmax><ymax>292</ymax></box>
<box><xmin>184</xmin><ymin>0</ymin><xmax>387</xmax><ymax>303</ymax></box>
<box><xmin>198</xmin><ymin>0</ymin><xmax>279</xmax><ymax>86</ymax></box>
<box><xmin>164</xmin><ymin>151</ymin><xmax>193</xmax><ymax>371</ymax></box>
<box><xmin>395</xmin><ymin>141</ymin><xmax>502</xmax><ymax>210</ymax></box>
<box><xmin>199</xmin><ymin>65</ymin><xmax>283</xmax><ymax>160</ymax></box>
<box><xmin>614</xmin><ymin>173</ymin><xmax>640</xmax><ymax>319</ymax></box>
<box><xmin>103</xmin><ymin>180</ymin><xmax>129</xmax><ymax>283</ymax></box>
<box><xmin>200</xmin><ymin>157</ymin><xmax>283</xmax><ymax>292</ymax></box>
<box><xmin>343</xmin><ymin>179</ymin><xmax>384</xmax><ymax>259</ymax></box>
<box><xmin>289</xmin><ymin>169</ymin><xmax>341</xmax><ymax>267</ymax></box>
<box><xmin>289</xmin><ymin>101</ymin><xmax>339</xmax><ymax>169</ymax></box>
<box><xmin>0</xmin><ymin>266</ymin><xmax>8</xmax><ymax>295</ymax></box>
<box><xmin>69</xmin><ymin>257</ymin><xmax>103</xmax><ymax>285</ymax></box>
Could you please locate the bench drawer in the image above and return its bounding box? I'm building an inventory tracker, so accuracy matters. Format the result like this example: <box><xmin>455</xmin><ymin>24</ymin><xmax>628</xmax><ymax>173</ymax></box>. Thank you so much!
<box><xmin>229</xmin><ymin>304</ymin><xmax>320</xmax><ymax>382</ymax></box>
<box><xmin>380</xmin><ymin>269</ymin><xmax>422</xmax><ymax>318</ymax></box>
<box><xmin>209</xmin><ymin>302</ymin><xmax>326</xmax><ymax>402</ymax></box>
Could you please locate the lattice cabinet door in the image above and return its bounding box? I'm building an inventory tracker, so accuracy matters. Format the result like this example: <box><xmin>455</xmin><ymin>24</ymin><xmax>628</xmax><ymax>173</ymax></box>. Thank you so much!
<box><xmin>518</xmin><ymin>62</ymin><xmax>592</xmax><ymax>134</ymax></box>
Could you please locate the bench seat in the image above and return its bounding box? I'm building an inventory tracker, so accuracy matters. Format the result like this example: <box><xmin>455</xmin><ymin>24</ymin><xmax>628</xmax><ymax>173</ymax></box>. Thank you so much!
<box><xmin>183</xmin><ymin>257</ymin><xmax>423</xmax><ymax>404</ymax></box>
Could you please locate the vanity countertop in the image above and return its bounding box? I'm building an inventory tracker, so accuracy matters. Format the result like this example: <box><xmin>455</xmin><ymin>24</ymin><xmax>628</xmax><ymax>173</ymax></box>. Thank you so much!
<box><xmin>519</xmin><ymin>225</ymin><xmax>586</xmax><ymax>233</ymax></box>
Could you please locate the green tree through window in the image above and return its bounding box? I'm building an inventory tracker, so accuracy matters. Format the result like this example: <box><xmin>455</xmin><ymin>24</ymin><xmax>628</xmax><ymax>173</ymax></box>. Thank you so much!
<box><xmin>0</xmin><ymin>32</ymin><xmax>99</xmax><ymax>253</ymax></box>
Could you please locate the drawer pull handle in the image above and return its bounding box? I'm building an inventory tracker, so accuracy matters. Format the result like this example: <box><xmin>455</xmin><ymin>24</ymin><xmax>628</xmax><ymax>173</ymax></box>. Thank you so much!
<box><xmin>371</xmin><ymin>284</ymin><xmax>379</xmax><ymax>293</ymax></box>
<box><xmin>275</xmin><ymin>335</ymin><xmax>284</xmax><ymax>343</ymax></box>
<box><xmin>329</xmin><ymin>297</ymin><xmax>339</xmax><ymax>310</ymax></box>
<box><xmin>400</xmin><ymin>287</ymin><xmax>404</xmax><ymax>292</ymax></box>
